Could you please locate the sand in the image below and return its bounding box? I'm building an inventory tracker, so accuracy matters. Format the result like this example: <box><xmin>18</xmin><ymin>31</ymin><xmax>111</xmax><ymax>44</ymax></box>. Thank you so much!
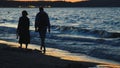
<box><xmin>0</xmin><ymin>40</ymin><xmax>120</xmax><ymax>68</ymax></box>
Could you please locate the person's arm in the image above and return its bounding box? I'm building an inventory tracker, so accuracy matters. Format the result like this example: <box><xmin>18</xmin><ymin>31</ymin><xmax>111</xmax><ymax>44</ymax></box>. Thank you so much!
<box><xmin>16</xmin><ymin>17</ymin><xmax>21</xmax><ymax>39</ymax></box>
<box><xmin>47</xmin><ymin>15</ymin><xmax>51</xmax><ymax>33</ymax></box>
<box><xmin>35</xmin><ymin>14</ymin><xmax>39</xmax><ymax>32</ymax></box>
<box><xmin>48</xmin><ymin>22</ymin><xmax>50</xmax><ymax>33</ymax></box>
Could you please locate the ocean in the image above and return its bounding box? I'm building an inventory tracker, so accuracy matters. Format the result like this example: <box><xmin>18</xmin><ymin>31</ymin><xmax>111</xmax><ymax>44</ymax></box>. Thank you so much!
<box><xmin>0</xmin><ymin>8</ymin><xmax>120</xmax><ymax>63</ymax></box>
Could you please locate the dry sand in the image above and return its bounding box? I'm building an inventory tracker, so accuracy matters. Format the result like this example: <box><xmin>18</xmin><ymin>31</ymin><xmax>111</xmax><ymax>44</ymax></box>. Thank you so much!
<box><xmin>0</xmin><ymin>40</ymin><xmax>120</xmax><ymax>68</ymax></box>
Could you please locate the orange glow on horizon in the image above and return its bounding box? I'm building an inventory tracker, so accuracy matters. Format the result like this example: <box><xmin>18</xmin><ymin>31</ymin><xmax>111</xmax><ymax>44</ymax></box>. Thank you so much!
<box><xmin>14</xmin><ymin>0</ymin><xmax>87</xmax><ymax>2</ymax></box>
<box><xmin>66</xmin><ymin>0</ymin><xmax>87</xmax><ymax>2</ymax></box>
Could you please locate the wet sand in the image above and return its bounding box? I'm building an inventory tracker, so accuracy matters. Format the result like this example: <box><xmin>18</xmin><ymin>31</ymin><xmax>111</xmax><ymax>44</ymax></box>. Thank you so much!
<box><xmin>0</xmin><ymin>40</ymin><xmax>120</xmax><ymax>68</ymax></box>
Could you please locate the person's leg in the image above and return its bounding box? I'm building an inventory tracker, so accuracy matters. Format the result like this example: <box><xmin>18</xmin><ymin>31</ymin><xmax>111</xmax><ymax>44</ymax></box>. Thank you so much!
<box><xmin>26</xmin><ymin>44</ymin><xmax>28</xmax><ymax>49</ymax></box>
<box><xmin>40</xmin><ymin>37</ymin><xmax>45</xmax><ymax>49</ymax></box>
<box><xmin>41</xmin><ymin>37</ymin><xmax>46</xmax><ymax>53</ymax></box>
<box><xmin>39</xmin><ymin>31</ymin><xmax>42</xmax><ymax>50</ymax></box>
<box><xmin>40</xmin><ymin>39</ymin><xmax>43</xmax><ymax>50</ymax></box>
<box><xmin>19</xmin><ymin>43</ymin><xmax>22</xmax><ymax>48</ymax></box>
<box><xmin>41</xmin><ymin>45</ymin><xmax>46</xmax><ymax>54</ymax></box>
<box><xmin>39</xmin><ymin>29</ymin><xmax>47</xmax><ymax>53</ymax></box>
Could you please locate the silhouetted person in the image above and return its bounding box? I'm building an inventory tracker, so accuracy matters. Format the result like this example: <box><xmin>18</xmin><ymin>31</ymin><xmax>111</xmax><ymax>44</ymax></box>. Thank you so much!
<box><xmin>17</xmin><ymin>10</ymin><xmax>30</xmax><ymax>49</ymax></box>
<box><xmin>35</xmin><ymin>7</ymin><xmax>50</xmax><ymax>53</ymax></box>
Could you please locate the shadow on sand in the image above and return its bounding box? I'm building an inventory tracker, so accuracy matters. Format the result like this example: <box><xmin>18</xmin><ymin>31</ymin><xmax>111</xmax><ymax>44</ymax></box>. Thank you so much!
<box><xmin>0</xmin><ymin>42</ymin><xmax>99</xmax><ymax>68</ymax></box>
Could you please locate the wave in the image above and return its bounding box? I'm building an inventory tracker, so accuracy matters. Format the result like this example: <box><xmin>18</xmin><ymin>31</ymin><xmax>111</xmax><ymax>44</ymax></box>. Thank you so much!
<box><xmin>51</xmin><ymin>25</ymin><xmax>120</xmax><ymax>38</ymax></box>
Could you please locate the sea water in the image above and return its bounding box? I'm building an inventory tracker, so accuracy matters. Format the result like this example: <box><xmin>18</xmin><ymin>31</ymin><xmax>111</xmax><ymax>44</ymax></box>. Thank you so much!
<box><xmin>0</xmin><ymin>8</ymin><xmax>120</xmax><ymax>63</ymax></box>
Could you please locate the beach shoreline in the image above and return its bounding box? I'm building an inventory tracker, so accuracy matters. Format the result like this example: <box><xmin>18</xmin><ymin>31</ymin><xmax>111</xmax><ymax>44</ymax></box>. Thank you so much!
<box><xmin>0</xmin><ymin>40</ymin><xmax>120</xmax><ymax>68</ymax></box>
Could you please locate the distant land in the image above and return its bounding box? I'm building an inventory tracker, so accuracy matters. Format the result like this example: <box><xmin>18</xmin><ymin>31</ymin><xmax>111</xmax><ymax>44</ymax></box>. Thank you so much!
<box><xmin>0</xmin><ymin>0</ymin><xmax>120</xmax><ymax>8</ymax></box>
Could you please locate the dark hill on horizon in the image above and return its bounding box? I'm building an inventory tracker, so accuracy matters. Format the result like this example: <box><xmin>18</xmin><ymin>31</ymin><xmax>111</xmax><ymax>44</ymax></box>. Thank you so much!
<box><xmin>0</xmin><ymin>0</ymin><xmax>120</xmax><ymax>7</ymax></box>
<box><xmin>88</xmin><ymin>0</ymin><xmax>120</xmax><ymax>7</ymax></box>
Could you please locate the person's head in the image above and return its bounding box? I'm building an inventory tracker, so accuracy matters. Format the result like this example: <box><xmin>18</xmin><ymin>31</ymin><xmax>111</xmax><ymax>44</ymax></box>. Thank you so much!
<box><xmin>39</xmin><ymin>7</ymin><xmax>44</xmax><ymax>12</ymax></box>
<box><xmin>22</xmin><ymin>10</ymin><xmax>28</xmax><ymax>16</ymax></box>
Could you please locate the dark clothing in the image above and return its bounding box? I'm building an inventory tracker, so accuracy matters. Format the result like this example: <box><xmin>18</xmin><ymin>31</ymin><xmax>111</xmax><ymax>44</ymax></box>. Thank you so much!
<box><xmin>38</xmin><ymin>27</ymin><xmax>47</xmax><ymax>39</ymax></box>
<box><xmin>17</xmin><ymin>16</ymin><xmax>30</xmax><ymax>44</ymax></box>
<box><xmin>35</xmin><ymin>11</ymin><xmax>50</xmax><ymax>38</ymax></box>
<box><xmin>35</xmin><ymin>10</ymin><xmax>50</xmax><ymax>53</ymax></box>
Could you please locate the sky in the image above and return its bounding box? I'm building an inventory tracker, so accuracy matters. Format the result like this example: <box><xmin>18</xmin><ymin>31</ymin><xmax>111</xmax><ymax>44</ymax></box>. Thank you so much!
<box><xmin>12</xmin><ymin>0</ymin><xmax>87</xmax><ymax>2</ymax></box>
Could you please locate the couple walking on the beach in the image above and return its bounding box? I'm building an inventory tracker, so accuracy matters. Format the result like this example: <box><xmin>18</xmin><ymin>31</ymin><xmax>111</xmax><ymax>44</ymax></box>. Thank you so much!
<box><xmin>17</xmin><ymin>7</ymin><xmax>51</xmax><ymax>54</ymax></box>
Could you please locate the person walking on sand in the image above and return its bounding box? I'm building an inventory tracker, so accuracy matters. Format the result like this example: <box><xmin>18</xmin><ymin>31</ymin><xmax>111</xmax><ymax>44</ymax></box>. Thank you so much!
<box><xmin>35</xmin><ymin>7</ymin><xmax>50</xmax><ymax>53</ymax></box>
<box><xmin>17</xmin><ymin>10</ymin><xmax>30</xmax><ymax>49</ymax></box>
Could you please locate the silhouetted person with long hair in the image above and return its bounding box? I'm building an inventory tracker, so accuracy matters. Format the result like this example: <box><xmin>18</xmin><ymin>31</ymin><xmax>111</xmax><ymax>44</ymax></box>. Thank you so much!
<box><xmin>17</xmin><ymin>10</ymin><xmax>30</xmax><ymax>49</ymax></box>
<box><xmin>35</xmin><ymin>7</ymin><xmax>50</xmax><ymax>53</ymax></box>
